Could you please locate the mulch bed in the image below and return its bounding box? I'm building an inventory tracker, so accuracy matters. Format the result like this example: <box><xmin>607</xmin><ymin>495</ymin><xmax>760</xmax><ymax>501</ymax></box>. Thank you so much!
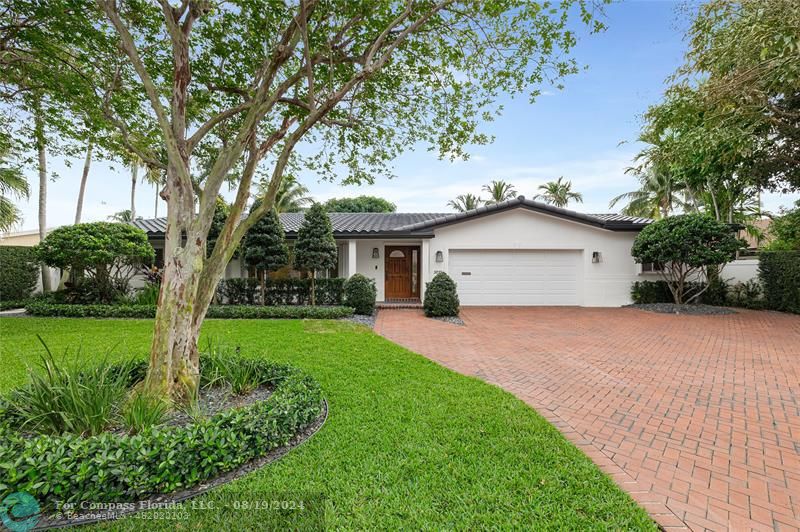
<box><xmin>35</xmin><ymin>400</ymin><xmax>328</xmax><ymax>530</ymax></box>
<box><xmin>624</xmin><ymin>303</ymin><xmax>737</xmax><ymax>315</ymax></box>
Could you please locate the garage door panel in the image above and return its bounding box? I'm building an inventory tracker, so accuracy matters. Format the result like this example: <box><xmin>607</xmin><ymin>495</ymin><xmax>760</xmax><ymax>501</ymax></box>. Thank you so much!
<box><xmin>448</xmin><ymin>250</ymin><xmax>581</xmax><ymax>306</ymax></box>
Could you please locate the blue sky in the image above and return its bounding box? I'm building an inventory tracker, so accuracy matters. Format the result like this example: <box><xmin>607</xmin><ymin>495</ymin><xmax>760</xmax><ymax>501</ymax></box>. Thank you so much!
<box><xmin>11</xmin><ymin>1</ymin><xmax>800</xmax><ymax>231</ymax></box>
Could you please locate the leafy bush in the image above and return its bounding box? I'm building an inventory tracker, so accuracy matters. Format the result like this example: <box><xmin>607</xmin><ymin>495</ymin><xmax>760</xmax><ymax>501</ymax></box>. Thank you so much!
<box><xmin>0</xmin><ymin>358</ymin><xmax>322</xmax><ymax>509</ymax></box>
<box><xmin>62</xmin><ymin>276</ymin><xmax>131</xmax><ymax>304</ymax></box>
<box><xmin>132</xmin><ymin>282</ymin><xmax>160</xmax><ymax>305</ymax></box>
<box><xmin>122</xmin><ymin>389</ymin><xmax>170</xmax><ymax>435</ymax></box>
<box><xmin>726</xmin><ymin>280</ymin><xmax>764</xmax><ymax>309</ymax></box>
<box><xmin>216</xmin><ymin>277</ymin><xmax>345</xmax><ymax>306</ymax></box>
<box><xmin>36</xmin><ymin>223</ymin><xmax>154</xmax><ymax>303</ymax></box>
<box><xmin>0</xmin><ymin>299</ymin><xmax>29</xmax><ymax>310</ymax></box>
<box><xmin>631</xmin><ymin>214</ymin><xmax>744</xmax><ymax>303</ymax></box>
<box><xmin>630</xmin><ymin>280</ymin><xmax>673</xmax><ymax>304</ymax></box>
<box><xmin>217</xmin><ymin>278</ymin><xmax>260</xmax><ymax>305</ymax></box>
<box><xmin>343</xmin><ymin>274</ymin><xmax>376</xmax><ymax>315</ymax></box>
<box><xmin>764</xmin><ymin>200</ymin><xmax>800</xmax><ymax>251</ymax></box>
<box><xmin>25</xmin><ymin>301</ymin><xmax>354</xmax><ymax>319</ymax></box>
<box><xmin>423</xmin><ymin>272</ymin><xmax>460</xmax><ymax>317</ymax></box>
<box><xmin>0</xmin><ymin>246</ymin><xmax>38</xmax><ymax>301</ymax></box>
<box><xmin>4</xmin><ymin>345</ymin><xmax>139</xmax><ymax>436</ymax></box>
<box><xmin>758</xmin><ymin>251</ymin><xmax>800</xmax><ymax>313</ymax></box>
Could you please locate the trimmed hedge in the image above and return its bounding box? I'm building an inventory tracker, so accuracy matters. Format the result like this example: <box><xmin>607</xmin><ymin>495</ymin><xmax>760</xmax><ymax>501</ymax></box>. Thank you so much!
<box><xmin>0</xmin><ymin>246</ymin><xmax>38</xmax><ymax>301</ymax></box>
<box><xmin>630</xmin><ymin>280</ymin><xmax>673</xmax><ymax>304</ymax></box>
<box><xmin>217</xmin><ymin>277</ymin><xmax>345</xmax><ymax>306</ymax></box>
<box><xmin>25</xmin><ymin>302</ymin><xmax>354</xmax><ymax>319</ymax></box>
<box><xmin>423</xmin><ymin>272</ymin><xmax>460</xmax><ymax>317</ymax></box>
<box><xmin>759</xmin><ymin>251</ymin><xmax>800</xmax><ymax>313</ymax></box>
<box><xmin>0</xmin><ymin>299</ymin><xmax>29</xmax><ymax>311</ymax></box>
<box><xmin>0</xmin><ymin>358</ymin><xmax>322</xmax><ymax>509</ymax></box>
<box><xmin>343</xmin><ymin>274</ymin><xmax>376</xmax><ymax>315</ymax></box>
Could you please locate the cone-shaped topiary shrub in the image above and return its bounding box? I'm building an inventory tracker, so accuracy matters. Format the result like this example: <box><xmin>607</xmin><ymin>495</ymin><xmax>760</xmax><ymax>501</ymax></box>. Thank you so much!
<box><xmin>343</xmin><ymin>273</ymin><xmax>376</xmax><ymax>315</ymax></box>
<box><xmin>423</xmin><ymin>272</ymin><xmax>460</xmax><ymax>317</ymax></box>
<box><xmin>293</xmin><ymin>203</ymin><xmax>337</xmax><ymax>305</ymax></box>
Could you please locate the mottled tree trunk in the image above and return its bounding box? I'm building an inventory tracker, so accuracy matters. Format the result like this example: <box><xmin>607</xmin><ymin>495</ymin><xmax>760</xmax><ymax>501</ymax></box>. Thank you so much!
<box><xmin>34</xmin><ymin>104</ymin><xmax>51</xmax><ymax>293</ymax></box>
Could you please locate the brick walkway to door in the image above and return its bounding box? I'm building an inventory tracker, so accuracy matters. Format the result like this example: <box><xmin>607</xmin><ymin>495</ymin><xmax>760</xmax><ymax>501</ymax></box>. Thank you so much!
<box><xmin>375</xmin><ymin>307</ymin><xmax>800</xmax><ymax>531</ymax></box>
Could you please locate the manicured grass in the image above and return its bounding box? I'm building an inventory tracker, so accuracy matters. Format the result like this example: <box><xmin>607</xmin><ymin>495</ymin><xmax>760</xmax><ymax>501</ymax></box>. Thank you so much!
<box><xmin>0</xmin><ymin>318</ymin><xmax>655</xmax><ymax>530</ymax></box>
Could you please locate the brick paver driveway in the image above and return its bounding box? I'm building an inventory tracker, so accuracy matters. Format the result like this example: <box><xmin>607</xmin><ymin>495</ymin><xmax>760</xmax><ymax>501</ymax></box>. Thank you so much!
<box><xmin>375</xmin><ymin>307</ymin><xmax>800</xmax><ymax>531</ymax></box>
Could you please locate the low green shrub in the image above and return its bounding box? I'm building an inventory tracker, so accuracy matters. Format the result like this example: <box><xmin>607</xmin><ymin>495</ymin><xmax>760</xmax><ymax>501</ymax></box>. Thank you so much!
<box><xmin>423</xmin><ymin>272</ymin><xmax>460</xmax><ymax>317</ymax></box>
<box><xmin>630</xmin><ymin>280</ymin><xmax>673</xmax><ymax>304</ymax></box>
<box><xmin>121</xmin><ymin>389</ymin><xmax>170</xmax><ymax>435</ymax></box>
<box><xmin>0</xmin><ymin>299</ymin><xmax>28</xmax><ymax>310</ymax></box>
<box><xmin>0</xmin><ymin>358</ymin><xmax>322</xmax><ymax>509</ymax></box>
<box><xmin>726</xmin><ymin>280</ymin><xmax>764</xmax><ymax>309</ymax></box>
<box><xmin>0</xmin><ymin>246</ymin><xmax>38</xmax><ymax>301</ymax></box>
<box><xmin>343</xmin><ymin>274</ymin><xmax>376</xmax><ymax>315</ymax></box>
<box><xmin>758</xmin><ymin>251</ymin><xmax>800</xmax><ymax>313</ymax></box>
<box><xmin>131</xmin><ymin>282</ymin><xmax>160</xmax><ymax>305</ymax></box>
<box><xmin>216</xmin><ymin>277</ymin><xmax>345</xmax><ymax>306</ymax></box>
<box><xmin>25</xmin><ymin>301</ymin><xmax>354</xmax><ymax>319</ymax></box>
<box><xmin>62</xmin><ymin>276</ymin><xmax>130</xmax><ymax>304</ymax></box>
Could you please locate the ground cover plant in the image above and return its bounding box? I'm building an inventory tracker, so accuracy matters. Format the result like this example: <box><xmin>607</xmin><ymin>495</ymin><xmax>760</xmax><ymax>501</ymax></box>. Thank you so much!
<box><xmin>0</xmin><ymin>318</ymin><xmax>655</xmax><ymax>530</ymax></box>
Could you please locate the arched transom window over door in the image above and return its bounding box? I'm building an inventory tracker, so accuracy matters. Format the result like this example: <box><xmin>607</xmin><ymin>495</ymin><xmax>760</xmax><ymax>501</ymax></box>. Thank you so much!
<box><xmin>389</xmin><ymin>250</ymin><xmax>405</xmax><ymax>258</ymax></box>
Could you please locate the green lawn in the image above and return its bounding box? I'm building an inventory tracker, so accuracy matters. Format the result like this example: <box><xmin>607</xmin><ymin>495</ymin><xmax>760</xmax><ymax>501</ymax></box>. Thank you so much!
<box><xmin>0</xmin><ymin>318</ymin><xmax>655</xmax><ymax>530</ymax></box>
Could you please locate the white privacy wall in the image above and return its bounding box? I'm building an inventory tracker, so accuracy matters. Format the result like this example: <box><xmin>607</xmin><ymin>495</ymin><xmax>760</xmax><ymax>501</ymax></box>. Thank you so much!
<box><xmin>427</xmin><ymin>208</ymin><xmax>644</xmax><ymax>307</ymax></box>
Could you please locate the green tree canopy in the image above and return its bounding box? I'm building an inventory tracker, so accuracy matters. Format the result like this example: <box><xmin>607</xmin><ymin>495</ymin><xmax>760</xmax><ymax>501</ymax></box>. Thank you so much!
<box><xmin>631</xmin><ymin>214</ymin><xmax>744</xmax><ymax>304</ymax></box>
<box><xmin>324</xmin><ymin>196</ymin><xmax>396</xmax><ymax>213</ymax></box>
<box><xmin>293</xmin><ymin>203</ymin><xmax>337</xmax><ymax>305</ymax></box>
<box><xmin>37</xmin><ymin>222</ymin><xmax>154</xmax><ymax>274</ymax></box>
<box><xmin>766</xmin><ymin>201</ymin><xmax>800</xmax><ymax>251</ymax></box>
<box><xmin>2</xmin><ymin>0</ymin><xmax>608</xmax><ymax>400</ymax></box>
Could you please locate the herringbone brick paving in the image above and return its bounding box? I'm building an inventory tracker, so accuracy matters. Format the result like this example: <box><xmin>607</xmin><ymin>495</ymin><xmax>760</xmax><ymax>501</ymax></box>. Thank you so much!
<box><xmin>375</xmin><ymin>307</ymin><xmax>800</xmax><ymax>531</ymax></box>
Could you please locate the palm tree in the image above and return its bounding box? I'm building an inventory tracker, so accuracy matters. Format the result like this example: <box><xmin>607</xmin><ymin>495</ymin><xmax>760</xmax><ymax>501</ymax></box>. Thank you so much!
<box><xmin>609</xmin><ymin>168</ymin><xmax>686</xmax><ymax>219</ymax></box>
<box><xmin>534</xmin><ymin>177</ymin><xmax>583</xmax><ymax>208</ymax></box>
<box><xmin>108</xmin><ymin>209</ymin><xmax>138</xmax><ymax>222</ymax></box>
<box><xmin>0</xmin><ymin>140</ymin><xmax>29</xmax><ymax>232</ymax></box>
<box><xmin>259</xmin><ymin>175</ymin><xmax>313</xmax><ymax>213</ymax></box>
<box><xmin>482</xmin><ymin>180</ymin><xmax>517</xmax><ymax>204</ymax></box>
<box><xmin>447</xmin><ymin>193</ymin><xmax>482</xmax><ymax>212</ymax></box>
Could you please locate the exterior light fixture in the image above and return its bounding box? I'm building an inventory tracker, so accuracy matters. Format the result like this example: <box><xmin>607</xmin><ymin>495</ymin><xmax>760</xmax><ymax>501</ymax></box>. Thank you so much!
<box><xmin>435</xmin><ymin>251</ymin><xmax>444</xmax><ymax>263</ymax></box>
<box><xmin>592</xmin><ymin>251</ymin><xmax>602</xmax><ymax>263</ymax></box>
<box><xmin>372</xmin><ymin>247</ymin><xmax>380</xmax><ymax>259</ymax></box>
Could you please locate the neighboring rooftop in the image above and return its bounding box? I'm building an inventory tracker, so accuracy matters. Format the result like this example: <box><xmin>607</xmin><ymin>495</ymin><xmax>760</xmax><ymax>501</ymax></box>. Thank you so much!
<box><xmin>131</xmin><ymin>196</ymin><xmax>652</xmax><ymax>237</ymax></box>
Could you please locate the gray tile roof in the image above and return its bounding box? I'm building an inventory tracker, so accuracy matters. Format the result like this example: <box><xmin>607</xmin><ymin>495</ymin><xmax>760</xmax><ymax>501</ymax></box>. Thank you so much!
<box><xmin>131</xmin><ymin>197</ymin><xmax>651</xmax><ymax>237</ymax></box>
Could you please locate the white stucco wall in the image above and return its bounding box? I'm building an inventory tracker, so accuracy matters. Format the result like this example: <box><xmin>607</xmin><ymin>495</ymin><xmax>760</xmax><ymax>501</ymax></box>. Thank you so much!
<box><xmin>428</xmin><ymin>208</ymin><xmax>644</xmax><ymax>307</ymax></box>
<box><xmin>722</xmin><ymin>258</ymin><xmax>760</xmax><ymax>284</ymax></box>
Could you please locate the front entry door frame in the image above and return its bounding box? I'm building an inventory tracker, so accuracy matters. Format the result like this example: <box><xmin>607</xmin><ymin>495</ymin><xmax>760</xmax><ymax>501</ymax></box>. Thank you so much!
<box><xmin>385</xmin><ymin>245</ymin><xmax>421</xmax><ymax>300</ymax></box>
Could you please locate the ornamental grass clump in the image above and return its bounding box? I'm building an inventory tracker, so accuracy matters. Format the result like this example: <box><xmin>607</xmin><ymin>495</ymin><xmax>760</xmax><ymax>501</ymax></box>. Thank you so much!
<box><xmin>4</xmin><ymin>340</ymin><xmax>138</xmax><ymax>436</ymax></box>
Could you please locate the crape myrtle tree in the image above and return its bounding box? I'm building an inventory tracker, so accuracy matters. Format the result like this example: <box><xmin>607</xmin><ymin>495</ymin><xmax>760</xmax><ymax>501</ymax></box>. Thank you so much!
<box><xmin>6</xmin><ymin>0</ymin><xmax>608</xmax><ymax>401</ymax></box>
<box><xmin>294</xmin><ymin>203</ymin><xmax>337</xmax><ymax>306</ymax></box>
<box><xmin>242</xmin><ymin>204</ymin><xmax>290</xmax><ymax>304</ymax></box>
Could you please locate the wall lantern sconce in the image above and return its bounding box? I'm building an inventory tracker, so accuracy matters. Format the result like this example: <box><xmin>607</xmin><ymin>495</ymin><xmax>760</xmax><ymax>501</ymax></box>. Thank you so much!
<box><xmin>372</xmin><ymin>247</ymin><xmax>380</xmax><ymax>259</ymax></box>
<box><xmin>435</xmin><ymin>251</ymin><xmax>444</xmax><ymax>263</ymax></box>
<box><xmin>592</xmin><ymin>251</ymin><xmax>602</xmax><ymax>263</ymax></box>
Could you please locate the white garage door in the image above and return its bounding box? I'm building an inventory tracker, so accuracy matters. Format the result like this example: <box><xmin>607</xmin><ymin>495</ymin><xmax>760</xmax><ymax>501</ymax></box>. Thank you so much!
<box><xmin>448</xmin><ymin>249</ymin><xmax>582</xmax><ymax>306</ymax></box>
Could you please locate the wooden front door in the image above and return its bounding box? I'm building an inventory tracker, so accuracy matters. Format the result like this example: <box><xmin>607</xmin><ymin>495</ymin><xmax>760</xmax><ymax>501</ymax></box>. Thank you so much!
<box><xmin>385</xmin><ymin>246</ymin><xmax>420</xmax><ymax>299</ymax></box>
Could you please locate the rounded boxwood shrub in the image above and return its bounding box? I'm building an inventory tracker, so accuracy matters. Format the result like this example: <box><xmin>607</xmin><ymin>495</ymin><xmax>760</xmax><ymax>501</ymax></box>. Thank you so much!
<box><xmin>423</xmin><ymin>272</ymin><xmax>460</xmax><ymax>317</ymax></box>
<box><xmin>0</xmin><ymin>246</ymin><xmax>38</xmax><ymax>301</ymax></box>
<box><xmin>343</xmin><ymin>274</ymin><xmax>377</xmax><ymax>315</ymax></box>
<box><xmin>0</xmin><ymin>357</ymin><xmax>323</xmax><ymax>510</ymax></box>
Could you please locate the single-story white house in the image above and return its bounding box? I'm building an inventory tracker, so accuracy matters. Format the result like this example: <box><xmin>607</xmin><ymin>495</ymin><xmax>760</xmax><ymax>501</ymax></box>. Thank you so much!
<box><xmin>131</xmin><ymin>196</ymin><xmax>759</xmax><ymax>307</ymax></box>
